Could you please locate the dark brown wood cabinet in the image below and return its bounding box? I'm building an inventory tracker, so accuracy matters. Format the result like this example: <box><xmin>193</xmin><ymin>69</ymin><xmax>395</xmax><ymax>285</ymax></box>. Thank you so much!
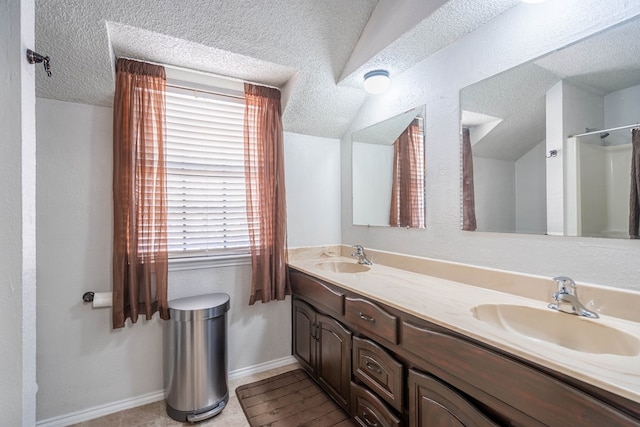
<box><xmin>351</xmin><ymin>381</ymin><xmax>402</xmax><ymax>427</ymax></box>
<box><xmin>290</xmin><ymin>267</ymin><xmax>640</xmax><ymax>427</ymax></box>
<box><xmin>353</xmin><ymin>336</ymin><xmax>403</xmax><ymax>412</ymax></box>
<box><xmin>408</xmin><ymin>369</ymin><xmax>498</xmax><ymax>427</ymax></box>
<box><xmin>293</xmin><ymin>299</ymin><xmax>352</xmax><ymax>411</ymax></box>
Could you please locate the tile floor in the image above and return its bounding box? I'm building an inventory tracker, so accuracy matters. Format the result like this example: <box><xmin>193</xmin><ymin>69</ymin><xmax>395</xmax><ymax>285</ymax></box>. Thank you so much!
<box><xmin>71</xmin><ymin>362</ymin><xmax>301</xmax><ymax>427</ymax></box>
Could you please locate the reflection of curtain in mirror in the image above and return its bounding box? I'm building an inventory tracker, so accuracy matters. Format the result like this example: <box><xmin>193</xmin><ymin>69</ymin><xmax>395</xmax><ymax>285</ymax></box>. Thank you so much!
<box><xmin>390</xmin><ymin>119</ymin><xmax>425</xmax><ymax>228</ymax></box>
<box><xmin>462</xmin><ymin>128</ymin><xmax>477</xmax><ymax>231</ymax></box>
<box><xmin>630</xmin><ymin>129</ymin><xmax>640</xmax><ymax>238</ymax></box>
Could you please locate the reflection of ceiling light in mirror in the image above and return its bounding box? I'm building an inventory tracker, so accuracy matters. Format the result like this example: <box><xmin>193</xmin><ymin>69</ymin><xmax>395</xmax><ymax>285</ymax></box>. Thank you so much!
<box><xmin>363</xmin><ymin>70</ymin><xmax>391</xmax><ymax>94</ymax></box>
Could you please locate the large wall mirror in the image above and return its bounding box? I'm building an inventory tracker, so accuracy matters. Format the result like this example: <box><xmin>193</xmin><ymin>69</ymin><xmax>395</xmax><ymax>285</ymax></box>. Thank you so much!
<box><xmin>352</xmin><ymin>106</ymin><xmax>425</xmax><ymax>228</ymax></box>
<box><xmin>460</xmin><ymin>16</ymin><xmax>640</xmax><ymax>239</ymax></box>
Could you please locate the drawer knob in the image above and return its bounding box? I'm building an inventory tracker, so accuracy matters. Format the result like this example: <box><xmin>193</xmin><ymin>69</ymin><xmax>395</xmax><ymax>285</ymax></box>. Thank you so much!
<box><xmin>362</xmin><ymin>408</ymin><xmax>380</xmax><ymax>426</ymax></box>
<box><xmin>365</xmin><ymin>360</ymin><xmax>383</xmax><ymax>375</ymax></box>
<box><xmin>359</xmin><ymin>312</ymin><xmax>376</xmax><ymax>323</ymax></box>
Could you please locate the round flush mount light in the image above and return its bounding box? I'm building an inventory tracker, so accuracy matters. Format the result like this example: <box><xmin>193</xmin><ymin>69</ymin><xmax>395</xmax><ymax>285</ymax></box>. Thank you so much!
<box><xmin>520</xmin><ymin>0</ymin><xmax>548</xmax><ymax>3</ymax></box>
<box><xmin>363</xmin><ymin>70</ymin><xmax>391</xmax><ymax>94</ymax></box>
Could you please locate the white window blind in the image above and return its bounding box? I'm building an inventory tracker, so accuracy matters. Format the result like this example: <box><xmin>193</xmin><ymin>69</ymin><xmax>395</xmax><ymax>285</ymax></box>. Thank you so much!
<box><xmin>165</xmin><ymin>86</ymin><xmax>249</xmax><ymax>259</ymax></box>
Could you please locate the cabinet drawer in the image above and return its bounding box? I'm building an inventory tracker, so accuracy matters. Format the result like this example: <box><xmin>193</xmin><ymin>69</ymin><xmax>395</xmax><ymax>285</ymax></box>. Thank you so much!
<box><xmin>402</xmin><ymin>321</ymin><xmax>640</xmax><ymax>427</ymax></box>
<box><xmin>353</xmin><ymin>337</ymin><xmax>403</xmax><ymax>412</ymax></box>
<box><xmin>290</xmin><ymin>270</ymin><xmax>344</xmax><ymax>317</ymax></box>
<box><xmin>346</xmin><ymin>297</ymin><xmax>398</xmax><ymax>344</ymax></box>
<box><xmin>351</xmin><ymin>382</ymin><xmax>401</xmax><ymax>427</ymax></box>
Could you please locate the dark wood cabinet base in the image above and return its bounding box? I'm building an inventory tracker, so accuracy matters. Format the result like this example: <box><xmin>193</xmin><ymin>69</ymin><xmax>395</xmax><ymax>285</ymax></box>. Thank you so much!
<box><xmin>290</xmin><ymin>267</ymin><xmax>640</xmax><ymax>427</ymax></box>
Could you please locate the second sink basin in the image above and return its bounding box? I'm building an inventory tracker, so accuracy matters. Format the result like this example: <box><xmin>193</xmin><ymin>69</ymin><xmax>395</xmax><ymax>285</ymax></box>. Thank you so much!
<box><xmin>314</xmin><ymin>261</ymin><xmax>371</xmax><ymax>274</ymax></box>
<box><xmin>472</xmin><ymin>304</ymin><xmax>640</xmax><ymax>356</ymax></box>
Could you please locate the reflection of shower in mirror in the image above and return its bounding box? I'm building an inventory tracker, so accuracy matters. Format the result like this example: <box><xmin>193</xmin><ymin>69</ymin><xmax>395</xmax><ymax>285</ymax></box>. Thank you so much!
<box><xmin>585</xmin><ymin>128</ymin><xmax>610</xmax><ymax>139</ymax></box>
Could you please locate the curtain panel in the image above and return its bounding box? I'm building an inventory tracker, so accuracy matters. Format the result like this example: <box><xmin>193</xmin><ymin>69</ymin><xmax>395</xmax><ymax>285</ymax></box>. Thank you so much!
<box><xmin>462</xmin><ymin>128</ymin><xmax>477</xmax><ymax>231</ymax></box>
<box><xmin>243</xmin><ymin>83</ymin><xmax>289</xmax><ymax>304</ymax></box>
<box><xmin>112</xmin><ymin>58</ymin><xmax>169</xmax><ymax>329</ymax></box>
<box><xmin>390</xmin><ymin>119</ymin><xmax>425</xmax><ymax>228</ymax></box>
<box><xmin>630</xmin><ymin>128</ymin><xmax>640</xmax><ymax>239</ymax></box>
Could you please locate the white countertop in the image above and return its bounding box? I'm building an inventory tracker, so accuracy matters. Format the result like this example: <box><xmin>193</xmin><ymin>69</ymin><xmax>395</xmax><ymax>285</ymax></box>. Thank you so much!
<box><xmin>288</xmin><ymin>254</ymin><xmax>640</xmax><ymax>404</ymax></box>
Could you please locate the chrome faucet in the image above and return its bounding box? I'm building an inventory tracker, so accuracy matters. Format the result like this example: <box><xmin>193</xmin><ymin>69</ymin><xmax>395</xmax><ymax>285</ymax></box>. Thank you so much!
<box><xmin>548</xmin><ymin>276</ymin><xmax>599</xmax><ymax>319</ymax></box>
<box><xmin>351</xmin><ymin>245</ymin><xmax>372</xmax><ymax>265</ymax></box>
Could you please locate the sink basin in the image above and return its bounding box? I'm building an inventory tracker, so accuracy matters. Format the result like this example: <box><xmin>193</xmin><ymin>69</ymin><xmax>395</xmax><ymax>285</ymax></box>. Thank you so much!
<box><xmin>314</xmin><ymin>261</ymin><xmax>371</xmax><ymax>274</ymax></box>
<box><xmin>472</xmin><ymin>304</ymin><xmax>640</xmax><ymax>356</ymax></box>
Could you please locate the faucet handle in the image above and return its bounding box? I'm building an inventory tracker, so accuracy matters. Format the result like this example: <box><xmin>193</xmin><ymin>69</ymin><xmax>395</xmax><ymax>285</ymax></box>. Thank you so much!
<box><xmin>553</xmin><ymin>276</ymin><xmax>576</xmax><ymax>295</ymax></box>
<box><xmin>352</xmin><ymin>245</ymin><xmax>364</xmax><ymax>255</ymax></box>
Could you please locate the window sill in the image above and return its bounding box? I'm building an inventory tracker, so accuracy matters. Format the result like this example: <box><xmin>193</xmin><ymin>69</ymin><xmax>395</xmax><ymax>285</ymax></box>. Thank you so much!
<box><xmin>169</xmin><ymin>254</ymin><xmax>252</xmax><ymax>271</ymax></box>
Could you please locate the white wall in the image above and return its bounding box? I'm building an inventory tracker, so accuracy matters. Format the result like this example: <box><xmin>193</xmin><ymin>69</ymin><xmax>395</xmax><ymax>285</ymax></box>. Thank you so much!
<box><xmin>473</xmin><ymin>157</ymin><xmax>515</xmax><ymax>233</ymax></box>
<box><xmin>35</xmin><ymin>99</ymin><xmax>341</xmax><ymax>422</ymax></box>
<box><xmin>605</xmin><ymin>145</ymin><xmax>632</xmax><ymax>236</ymax></box>
<box><xmin>284</xmin><ymin>132</ymin><xmax>342</xmax><ymax>247</ymax></box>
<box><xmin>516</xmin><ymin>141</ymin><xmax>546</xmax><ymax>235</ymax></box>
<box><xmin>545</xmin><ymin>81</ymin><xmax>564</xmax><ymax>235</ymax></box>
<box><xmin>352</xmin><ymin>142</ymin><xmax>394</xmax><ymax>226</ymax></box>
<box><xmin>0</xmin><ymin>0</ymin><xmax>37</xmax><ymax>425</ymax></box>
<box><xmin>605</xmin><ymin>83</ymin><xmax>640</xmax><ymax>145</ymax></box>
<box><xmin>579</xmin><ymin>143</ymin><xmax>607</xmax><ymax>236</ymax></box>
<box><xmin>342</xmin><ymin>0</ymin><xmax>640</xmax><ymax>291</ymax></box>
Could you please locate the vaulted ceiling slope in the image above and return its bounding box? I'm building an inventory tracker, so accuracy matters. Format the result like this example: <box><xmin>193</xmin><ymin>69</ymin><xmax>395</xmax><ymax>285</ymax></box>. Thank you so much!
<box><xmin>35</xmin><ymin>0</ymin><xmax>517</xmax><ymax>138</ymax></box>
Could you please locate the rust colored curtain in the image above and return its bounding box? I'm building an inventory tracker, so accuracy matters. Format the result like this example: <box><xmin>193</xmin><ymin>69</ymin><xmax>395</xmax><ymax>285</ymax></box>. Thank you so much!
<box><xmin>630</xmin><ymin>129</ymin><xmax>640</xmax><ymax>238</ymax></box>
<box><xmin>390</xmin><ymin>119</ymin><xmax>425</xmax><ymax>228</ymax></box>
<box><xmin>462</xmin><ymin>128</ymin><xmax>477</xmax><ymax>231</ymax></box>
<box><xmin>112</xmin><ymin>58</ymin><xmax>169</xmax><ymax>328</ymax></box>
<box><xmin>243</xmin><ymin>83</ymin><xmax>289</xmax><ymax>304</ymax></box>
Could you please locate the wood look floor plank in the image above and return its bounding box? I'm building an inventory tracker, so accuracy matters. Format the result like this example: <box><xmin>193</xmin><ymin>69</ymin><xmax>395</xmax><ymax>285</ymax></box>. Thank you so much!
<box><xmin>236</xmin><ymin>369</ymin><xmax>308</xmax><ymax>399</ymax></box>
<box><xmin>244</xmin><ymin>382</ymin><xmax>321</xmax><ymax>418</ymax></box>
<box><xmin>249</xmin><ymin>391</ymin><xmax>328</xmax><ymax>425</ymax></box>
<box><xmin>241</xmin><ymin>378</ymin><xmax>317</xmax><ymax>409</ymax></box>
<box><xmin>306</xmin><ymin>408</ymin><xmax>352</xmax><ymax>426</ymax></box>
<box><xmin>236</xmin><ymin>369</ymin><xmax>358</xmax><ymax>427</ymax></box>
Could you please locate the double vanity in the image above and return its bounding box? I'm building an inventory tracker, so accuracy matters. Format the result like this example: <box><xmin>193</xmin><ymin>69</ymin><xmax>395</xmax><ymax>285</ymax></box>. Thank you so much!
<box><xmin>288</xmin><ymin>246</ymin><xmax>640</xmax><ymax>426</ymax></box>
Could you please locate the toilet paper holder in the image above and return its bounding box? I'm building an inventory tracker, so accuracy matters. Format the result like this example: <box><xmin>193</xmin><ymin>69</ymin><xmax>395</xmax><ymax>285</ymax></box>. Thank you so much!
<box><xmin>82</xmin><ymin>291</ymin><xmax>113</xmax><ymax>308</ymax></box>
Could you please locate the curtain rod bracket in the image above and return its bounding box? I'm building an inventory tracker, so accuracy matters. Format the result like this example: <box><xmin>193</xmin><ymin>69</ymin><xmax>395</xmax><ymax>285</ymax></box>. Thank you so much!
<box><xmin>27</xmin><ymin>49</ymin><xmax>52</xmax><ymax>77</ymax></box>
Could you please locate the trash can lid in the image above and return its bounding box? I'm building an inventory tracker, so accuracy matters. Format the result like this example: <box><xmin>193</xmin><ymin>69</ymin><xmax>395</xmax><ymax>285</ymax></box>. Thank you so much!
<box><xmin>168</xmin><ymin>293</ymin><xmax>230</xmax><ymax>321</ymax></box>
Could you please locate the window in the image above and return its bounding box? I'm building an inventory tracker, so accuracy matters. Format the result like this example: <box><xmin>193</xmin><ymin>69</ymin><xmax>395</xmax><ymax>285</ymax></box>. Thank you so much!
<box><xmin>165</xmin><ymin>85</ymin><xmax>249</xmax><ymax>260</ymax></box>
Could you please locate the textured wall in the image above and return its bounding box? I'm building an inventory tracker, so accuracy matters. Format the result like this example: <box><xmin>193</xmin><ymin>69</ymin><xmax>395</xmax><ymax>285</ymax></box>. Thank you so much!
<box><xmin>0</xmin><ymin>0</ymin><xmax>37</xmax><ymax>425</ymax></box>
<box><xmin>35</xmin><ymin>100</ymin><xmax>341</xmax><ymax>421</ymax></box>
<box><xmin>341</xmin><ymin>0</ymin><xmax>640</xmax><ymax>291</ymax></box>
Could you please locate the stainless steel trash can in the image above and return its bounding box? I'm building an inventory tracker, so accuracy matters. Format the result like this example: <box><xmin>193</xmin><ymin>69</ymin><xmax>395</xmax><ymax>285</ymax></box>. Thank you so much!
<box><xmin>165</xmin><ymin>293</ymin><xmax>230</xmax><ymax>423</ymax></box>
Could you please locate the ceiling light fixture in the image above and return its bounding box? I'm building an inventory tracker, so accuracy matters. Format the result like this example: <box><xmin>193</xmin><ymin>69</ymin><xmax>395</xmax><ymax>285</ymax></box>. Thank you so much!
<box><xmin>520</xmin><ymin>0</ymin><xmax>548</xmax><ymax>3</ymax></box>
<box><xmin>363</xmin><ymin>70</ymin><xmax>391</xmax><ymax>94</ymax></box>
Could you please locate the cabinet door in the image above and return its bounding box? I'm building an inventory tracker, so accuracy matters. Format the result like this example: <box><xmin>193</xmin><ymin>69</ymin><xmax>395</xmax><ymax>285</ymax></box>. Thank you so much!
<box><xmin>409</xmin><ymin>369</ymin><xmax>498</xmax><ymax>427</ymax></box>
<box><xmin>317</xmin><ymin>313</ymin><xmax>352</xmax><ymax>411</ymax></box>
<box><xmin>293</xmin><ymin>299</ymin><xmax>317</xmax><ymax>376</ymax></box>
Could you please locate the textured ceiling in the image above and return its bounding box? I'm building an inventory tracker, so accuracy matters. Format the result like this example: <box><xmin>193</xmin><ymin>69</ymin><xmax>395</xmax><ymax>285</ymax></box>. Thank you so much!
<box><xmin>34</xmin><ymin>0</ymin><xmax>518</xmax><ymax>138</ymax></box>
<box><xmin>352</xmin><ymin>106</ymin><xmax>423</xmax><ymax>145</ymax></box>
<box><xmin>461</xmin><ymin>16</ymin><xmax>640</xmax><ymax>161</ymax></box>
<box><xmin>338</xmin><ymin>0</ymin><xmax>520</xmax><ymax>89</ymax></box>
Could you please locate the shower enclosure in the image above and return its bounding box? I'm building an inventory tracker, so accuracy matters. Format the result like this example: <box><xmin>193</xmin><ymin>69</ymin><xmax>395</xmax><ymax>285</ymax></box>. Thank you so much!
<box><xmin>565</xmin><ymin>128</ymin><xmax>633</xmax><ymax>238</ymax></box>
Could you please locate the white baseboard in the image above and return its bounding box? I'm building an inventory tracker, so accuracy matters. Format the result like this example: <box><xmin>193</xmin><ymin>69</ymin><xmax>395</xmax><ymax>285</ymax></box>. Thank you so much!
<box><xmin>36</xmin><ymin>390</ymin><xmax>165</xmax><ymax>427</ymax></box>
<box><xmin>228</xmin><ymin>355</ymin><xmax>297</xmax><ymax>381</ymax></box>
<box><xmin>36</xmin><ymin>355</ymin><xmax>298</xmax><ymax>427</ymax></box>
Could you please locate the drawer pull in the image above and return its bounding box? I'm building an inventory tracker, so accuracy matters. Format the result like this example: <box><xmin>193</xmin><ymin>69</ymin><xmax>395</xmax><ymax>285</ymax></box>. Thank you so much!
<box><xmin>359</xmin><ymin>312</ymin><xmax>376</xmax><ymax>323</ymax></box>
<box><xmin>362</xmin><ymin>408</ymin><xmax>379</xmax><ymax>426</ymax></box>
<box><xmin>365</xmin><ymin>360</ymin><xmax>383</xmax><ymax>375</ymax></box>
